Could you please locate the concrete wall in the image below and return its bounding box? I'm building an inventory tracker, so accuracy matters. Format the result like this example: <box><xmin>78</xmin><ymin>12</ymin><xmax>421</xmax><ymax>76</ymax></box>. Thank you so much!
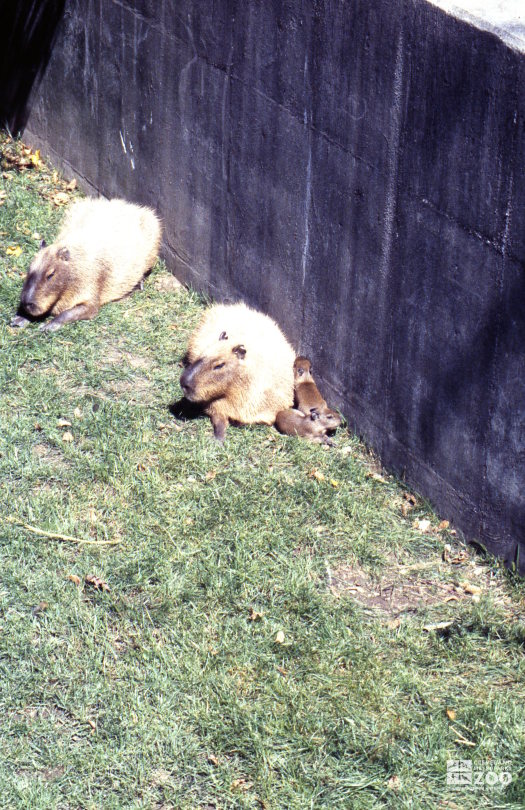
<box><xmin>5</xmin><ymin>0</ymin><xmax>525</xmax><ymax>569</ymax></box>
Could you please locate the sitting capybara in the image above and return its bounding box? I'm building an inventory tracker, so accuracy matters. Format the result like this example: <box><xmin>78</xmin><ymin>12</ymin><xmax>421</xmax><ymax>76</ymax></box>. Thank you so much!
<box><xmin>293</xmin><ymin>355</ymin><xmax>342</xmax><ymax>429</ymax></box>
<box><xmin>11</xmin><ymin>198</ymin><xmax>161</xmax><ymax>331</ymax></box>
<box><xmin>180</xmin><ymin>302</ymin><xmax>295</xmax><ymax>440</ymax></box>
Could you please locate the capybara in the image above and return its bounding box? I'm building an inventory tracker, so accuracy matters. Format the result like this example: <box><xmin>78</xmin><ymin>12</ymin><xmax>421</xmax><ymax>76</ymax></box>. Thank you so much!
<box><xmin>293</xmin><ymin>355</ymin><xmax>342</xmax><ymax>429</ymax></box>
<box><xmin>11</xmin><ymin>198</ymin><xmax>161</xmax><ymax>331</ymax></box>
<box><xmin>180</xmin><ymin>302</ymin><xmax>295</xmax><ymax>440</ymax></box>
<box><xmin>275</xmin><ymin>407</ymin><xmax>337</xmax><ymax>444</ymax></box>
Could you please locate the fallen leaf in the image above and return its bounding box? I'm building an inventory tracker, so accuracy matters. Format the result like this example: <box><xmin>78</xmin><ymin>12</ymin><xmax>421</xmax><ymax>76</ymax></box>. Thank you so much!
<box><xmin>62</xmin><ymin>431</ymin><xmax>74</xmax><ymax>442</ymax></box>
<box><xmin>368</xmin><ymin>471</ymin><xmax>387</xmax><ymax>483</ymax></box>
<box><xmin>461</xmin><ymin>582</ymin><xmax>482</xmax><ymax>596</ymax></box>
<box><xmin>53</xmin><ymin>191</ymin><xmax>69</xmax><ymax>206</ymax></box>
<box><xmin>85</xmin><ymin>574</ymin><xmax>110</xmax><ymax>592</ymax></box>
<box><xmin>73</xmin><ymin>407</ymin><xmax>83</xmax><ymax>419</ymax></box>
<box><xmin>34</xmin><ymin>422</ymin><xmax>42</xmax><ymax>431</ymax></box>
<box><xmin>387</xmin><ymin>618</ymin><xmax>401</xmax><ymax>630</ymax></box>
<box><xmin>32</xmin><ymin>601</ymin><xmax>48</xmax><ymax>615</ymax></box>
<box><xmin>309</xmin><ymin>469</ymin><xmax>325</xmax><ymax>482</ymax></box>
<box><xmin>68</xmin><ymin>574</ymin><xmax>81</xmax><ymax>586</ymax></box>
<box><xmin>446</xmin><ymin>708</ymin><xmax>457</xmax><ymax>720</ymax></box>
<box><xmin>205</xmin><ymin>470</ymin><xmax>217</xmax><ymax>481</ymax></box>
<box><xmin>387</xmin><ymin>775</ymin><xmax>401</xmax><ymax>791</ymax></box>
<box><xmin>277</xmin><ymin>666</ymin><xmax>288</xmax><ymax>676</ymax></box>
<box><xmin>413</xmin><ymin>518</ymin><xmax>431</xmax><ymax>533</ymax></box>
<box><xmin>438</xmin><ymin>520</ymin><xmax>450</xmax><ymax>530</ymax></box>
<box><xmin>6</xmin><ymin>245</ymin><xmax>22</xmax><ymax>257</ymax></box>
<box><xmin>330</xmin><ymin>479</ymin><xmax>340</xmax><ymax>488</ymax></box>
<box><xmin>231</xmin><ymin>778</ymin><xmax>253</xmax><ymax>792</ymax></box>
<box><xmin>66</xmin><ymin>178</ymin><xmax>77</xmax><ymax>190</ymax></box>
<box><xmin>57</xmin><ymin>418</ymin><xmax>72</xmax><ymax>427</ymax></box>
<box><xmin>274</xmin><ymin>630</ymin><xmax>285</xmax><ymax>644</ymax></box>
<box><xmin>442</xmin><ymin>544</ymin><xmax>469</xmax><ymax>565</ymax></box>
<box><xmin>249</xmin><ymin>608</ymin><xmax>263</xmax><ymax>622</ymax></box>
<box><xmin>30</xmin><ymin>149</ymin><xmax>42</xmax><ymax>168</ymax></box>
<box><xmin>87</xmin><ymin>718</ymin><xmax>96</xmax><ymax>730</ymax></box>
<box><xmin>422</xmin><ymin>621</ymin><xmax>454</xmax><ymax>632</ymax></box>
<box><xmin>208</xmin><ymin>754</ymin><xmax>219</xmax><ymax>766</ymax></box>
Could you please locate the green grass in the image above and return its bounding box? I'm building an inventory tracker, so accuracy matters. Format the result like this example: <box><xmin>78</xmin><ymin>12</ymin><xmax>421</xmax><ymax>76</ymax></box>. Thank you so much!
<box><xmin>0</xmin><ymin>132</ymin><xmax>524</xmax><ymax>809</ymax></box>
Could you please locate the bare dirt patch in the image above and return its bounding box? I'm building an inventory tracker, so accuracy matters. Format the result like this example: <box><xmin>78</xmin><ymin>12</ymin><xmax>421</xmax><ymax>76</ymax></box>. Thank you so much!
<box><xmin>103</xmin><ymin>345</ymin><xmax>151</xmax><ymax>371</ymax></box>
<box><xmin>104</xmin><ymin>377</ymin><xmax>154</xmax><ymax>402</ymax></box>
<box><xmin>328</xmin><ymin>544</ymin><xmax>522</xmax><ymax>618</ymax></box>
<box><xmin>327</xmin><ymin>564</ymin><xmax>465</xmax><ymax>614</ymax></box>
<box><xmin>32</xmin><ymin>443</ymin><xmax>68</xmax><ymax>468</ymax></box>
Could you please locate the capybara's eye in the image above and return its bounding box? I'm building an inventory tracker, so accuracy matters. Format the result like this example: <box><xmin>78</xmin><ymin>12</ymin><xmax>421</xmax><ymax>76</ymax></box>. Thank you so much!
<box><xmin>46</xmin><ymin>269</ymin><xmax>56</xmax><ymax>280</ymax></box>
<box><xmin>213</xmin><ymin>362</ymin><xmax>225</xmax><ymax>370</ymax></box>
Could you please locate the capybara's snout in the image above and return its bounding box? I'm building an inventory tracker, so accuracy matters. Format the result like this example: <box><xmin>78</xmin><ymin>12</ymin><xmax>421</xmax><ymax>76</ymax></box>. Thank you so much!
<box><xmin>180</xmin><ymin>359</ymin><xmax>202</xmax><ymax>400</ymax></box>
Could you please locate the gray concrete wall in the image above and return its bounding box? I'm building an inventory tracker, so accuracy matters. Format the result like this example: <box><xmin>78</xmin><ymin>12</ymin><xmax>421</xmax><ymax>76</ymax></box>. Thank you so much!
<box><xmin>6</xmin><ymin>0</ymin><xmax>525</xmax><ymax>569</ymax></box>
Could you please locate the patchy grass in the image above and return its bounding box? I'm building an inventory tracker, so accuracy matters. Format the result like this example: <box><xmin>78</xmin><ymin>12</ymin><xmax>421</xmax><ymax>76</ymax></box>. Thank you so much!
<box><xmin>1</xmin><ymin>132</ymin><xmax>524</xmax><ymax>809</ymax></box>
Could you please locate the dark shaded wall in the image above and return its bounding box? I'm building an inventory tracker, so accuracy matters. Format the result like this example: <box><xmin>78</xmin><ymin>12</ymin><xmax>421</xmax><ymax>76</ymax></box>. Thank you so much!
<box><xmin>0</xmin><ymin>1</ymin><xmax>66</xmax><ymax>133</ymax></box>
<box><xmin>15</xmin><ymin>0</ymin><xmax>525</xmax><ymax>569</ymax></box>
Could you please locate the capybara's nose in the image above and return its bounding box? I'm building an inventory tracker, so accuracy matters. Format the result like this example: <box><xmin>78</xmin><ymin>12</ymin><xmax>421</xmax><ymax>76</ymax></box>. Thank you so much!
<box><xmin>180</xmin><ymin>360</ymin><xmax>201</xmax><ymax>397</ymax></box>
<box><xmin>21</xmin><ymin>297</ymin><xmax>38</xmax><ymax>315</ymax></box>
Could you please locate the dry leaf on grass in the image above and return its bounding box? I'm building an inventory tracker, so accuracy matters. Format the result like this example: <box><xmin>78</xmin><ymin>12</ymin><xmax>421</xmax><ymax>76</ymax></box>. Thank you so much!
<box><xmin>446</xmin><ymin>708</ymin><xmax>457</xmax><ymax>721</ymax></box>
<box><xmin>53</xmin><ymin>192</ymin><xmax>69</xmax><ymax>206</ymax></box>
<box><xmin>231</xmin><ymin>778</ymin><xmax>253</xmax><ymax>792</ymax></box>
<box><xmin>68</xmin><ymin>574</ymin><xmax>81</xmax><ymax>586</ymax></box>
<box><xmin>57</xmin><ymin>418</ymin><xmax>72</xmax><ymax>427</ymax></box>
<box><xmin>249</xmin><ymin>608</ymin><xmax>263</xmax><ymax>622</ymax></box>
<box><xmin>66</xmin><ymin>178</ymin><xmax>77</xmax><ymax>190</ymax></box>
<box><xmin>413</xmin><ymin>518</ymin><xmax>431</xmax><ymax>533</ymax></box>
<box><xmin>309</xmin><ymin>469</ymin><xmax>325</xmax><ymax>482</ymax></box>
<box><xmin>422</xmin><ymin>621</ymin><xmax>454</xmax><ymax>632</ymax></box>
<box><xmin>85</xmin><ymin>574</ymin><xmax>110</xmax><ymax>592</ymax></box>
<box><xmin>274</xmin><ymin>630</ymin><xmax>285</xmax><ymax>644</ymax></box>
<box><xmin>367</xmin><ymin>471</ymin><xmax>388</xmax><ymax>483</ymax></box>
<box><xmin>32</xmin><ymin>601</ymin><xmax>48</xmax><ymax>615</ymax></box>
<box><xmin>387</xmin><ymin>775</ymin><xmax>401</xmax><ymax>791</ymax></box>
<box><xmin>442</xmin><ymin>544</ymin><xmax>469</xmax><ymax>564</ymax></box>
<box><xmin>61</xmin><ymin>431</ymin><xmax>74</xmax><ymax>442</ymax></box>
<box><xmin>6</xmin><ymin>245</ymin><xmax>22</xmax><ymax>257</ymax></box>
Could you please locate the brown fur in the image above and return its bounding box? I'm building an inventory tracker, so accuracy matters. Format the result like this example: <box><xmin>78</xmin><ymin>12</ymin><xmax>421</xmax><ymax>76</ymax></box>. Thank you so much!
<box><xmin>11</xmin><ymin>198</ymin><xmax>161</xmax><ymax>331</ymax></box>
<box><xmin>293</xmin><ymin>356</ymin><xmax>342</xmax><ymax>429</ymax></box>
<box><xmin>180</xmin><ymin>303</ymin><xmax>296</xmax><ymax>440</ymax></box>
<box><xmin>275</xmin><ymin>408</ymin><xmax>336</xmax><ymax>444</ymax></box>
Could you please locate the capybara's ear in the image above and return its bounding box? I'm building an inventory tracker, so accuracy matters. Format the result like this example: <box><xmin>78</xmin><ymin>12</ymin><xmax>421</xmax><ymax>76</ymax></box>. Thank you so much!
<box><xmin>39</xmin><ymin>239</ymin><xmax>47</xmax><ymax>250</ymax></box>
<box><xmin>232</xmin><ymin>344</ymin><xmax>246</xmax><ymax>359</ymax></box>
<box><xmin>58</xmin><ymin>247</ymin><xmax>70</xmax><ymax>261</ymax></box>
<box><xmin>219</xmin><ymin>331</ymin><xmax>228</xmax><ymax>341</ymax></box>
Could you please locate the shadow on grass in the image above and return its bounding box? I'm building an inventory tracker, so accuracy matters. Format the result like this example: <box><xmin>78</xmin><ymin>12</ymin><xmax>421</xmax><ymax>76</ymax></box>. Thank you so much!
<box><xmin>169</xmin><ymin>397</ymin><xmax>204</xmax><ymax>423</ymax></box>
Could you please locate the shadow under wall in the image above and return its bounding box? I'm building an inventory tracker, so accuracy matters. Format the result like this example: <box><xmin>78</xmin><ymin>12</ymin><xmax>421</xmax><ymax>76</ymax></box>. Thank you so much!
<box><xmin>0</xmin><ymin>0</ymin><xmax>66</xmax><ymax>134</ymax></box>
